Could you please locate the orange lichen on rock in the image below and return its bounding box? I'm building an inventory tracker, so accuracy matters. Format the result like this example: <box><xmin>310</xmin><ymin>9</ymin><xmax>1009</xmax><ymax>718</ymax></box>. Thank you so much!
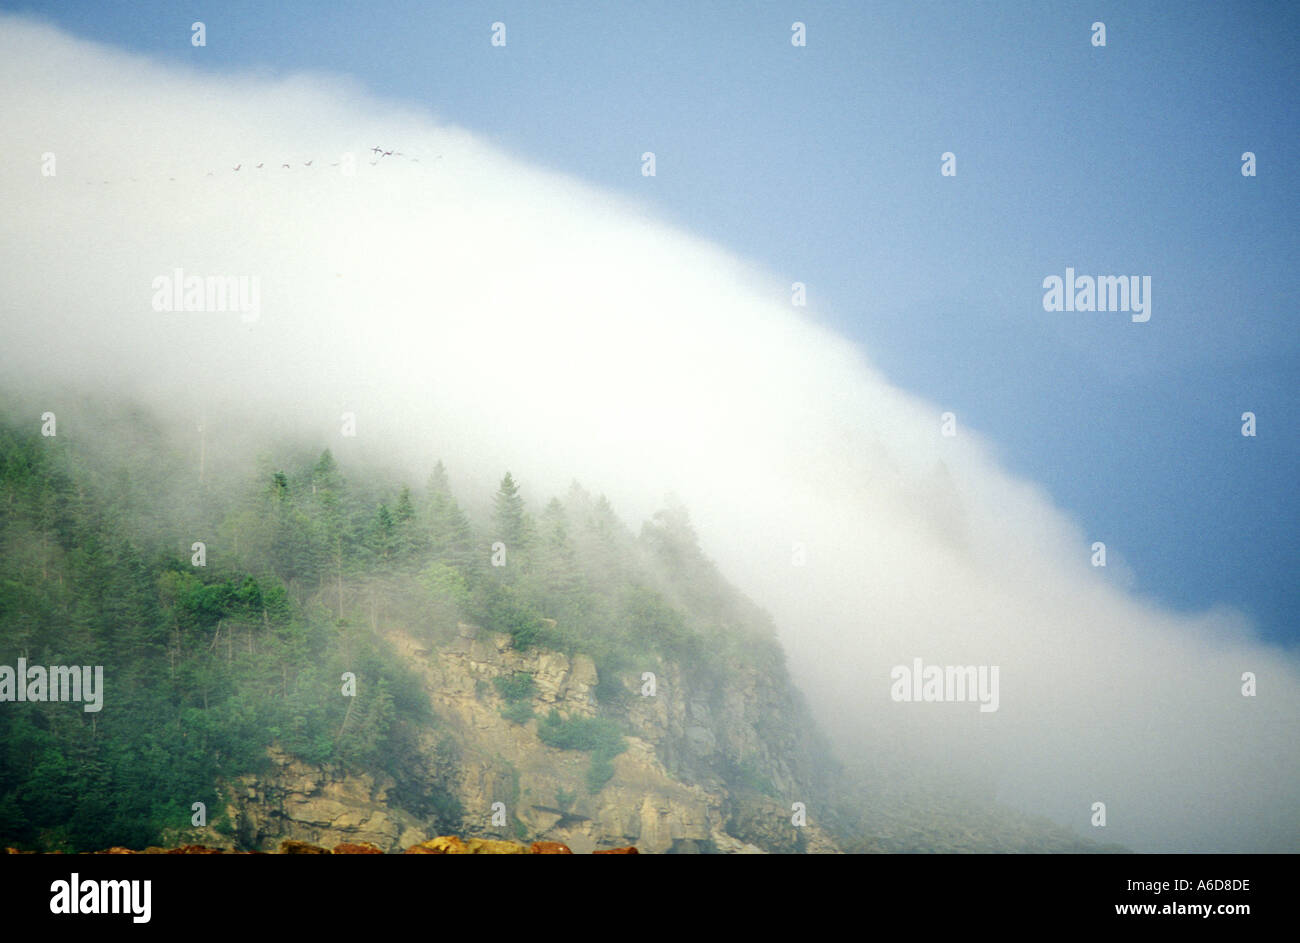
<box><xmin>530</xmin><ymin>841</ymin><xmax>573</xmax><ymax>854</ymax></box>
<box><xmin>17</xmin><ymin>836</ymin><xmax>636</xmax><ymax>854</ymax></box>
<box><xmin>279</xmin><ymin>840</ymin><xmax>329</xmax><ymax>854</ymax></box>
<box><xmin>334</xmin><ymin>842</ymin><xmax>384</xmax><ymax>854</ymax></box>
<box><xmin>404</xmin><ymin>835</ymin><xmax>467</xmax><ymax>854</ymax></box>
<box><xmin>465</xmin><ymin>838</ymin><xmax>528</xmax><ymax>854</ymax></box>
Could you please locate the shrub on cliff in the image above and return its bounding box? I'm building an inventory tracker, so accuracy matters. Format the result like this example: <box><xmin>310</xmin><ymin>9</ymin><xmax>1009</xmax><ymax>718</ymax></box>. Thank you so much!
<box><xmin>535</xmin><ymin>711</ymin><xmax>627</xmax><ymax>793</ymax></box>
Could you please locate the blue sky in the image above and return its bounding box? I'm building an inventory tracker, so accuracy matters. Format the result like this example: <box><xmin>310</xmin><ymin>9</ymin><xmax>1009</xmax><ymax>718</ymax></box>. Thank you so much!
<box><xmin>9</xmin><ymin>0</ymin><xmax>1297</xmax><ymax>644</ymax></box>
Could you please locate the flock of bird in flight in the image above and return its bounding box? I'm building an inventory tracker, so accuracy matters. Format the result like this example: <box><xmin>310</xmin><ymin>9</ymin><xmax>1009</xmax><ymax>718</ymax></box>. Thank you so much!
<box><xmin>82</xmin><ymin>145</ymin><xmax>441</xmax><ymax>184</ymax></box>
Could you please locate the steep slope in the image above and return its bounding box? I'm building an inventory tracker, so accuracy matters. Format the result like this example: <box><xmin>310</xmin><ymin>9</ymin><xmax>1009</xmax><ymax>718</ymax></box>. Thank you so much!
<box><xmin>0</xmin><ymin>406</ymin><xmax>841</xmax><ymax>852</ymax></box>
<box><xmin>0</xmin><ymin>403</ymin><xmax>1119</xmax><ymax>853</ymax></box>
<box><xmin>202</xmin><ymin>623</ymin><xmax>838</xmax><ymax>853</ymax></box>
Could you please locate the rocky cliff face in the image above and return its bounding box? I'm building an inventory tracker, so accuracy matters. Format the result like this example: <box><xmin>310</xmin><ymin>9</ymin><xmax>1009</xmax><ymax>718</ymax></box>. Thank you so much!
<box><xmin>202</xmin><ymin>623</ymin><xmax>839</xmax><ymax>854</ymax></box>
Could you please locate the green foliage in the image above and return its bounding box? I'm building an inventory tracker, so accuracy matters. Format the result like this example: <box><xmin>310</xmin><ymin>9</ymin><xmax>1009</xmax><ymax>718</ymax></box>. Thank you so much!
<box><xmin>0</xmin><ymin>409</ymin><xmax>795</xmax><ymax>849</ymax></box>
<box><xmin>731</xmin><ymin>757</ymin><xmax>778</xmax><ymax>798</ymax></box>
<box><xmin>473</xmin><ymin>581</ymin><xmax>547</xmax><ymax>650</ymax></box>
<box><xmin>585</xmin><ymin>754</ymin><xmax>618</xmax><ymax>794</ymax></box>
<box><xmin>493</xmin><ymin>670</ymin><xmax>537</xmax><ymax>724</ymax></box>
<box><xmin>499</xmin><ymin>701</ymin><xmax>535</xmax><ymax>725</ymax></box>
<box><xmin>535</xmin><ymin>710</ymin><xmax>627</xmax><ymax>793</ymax></box>
<box><xmin>593</xmin><ymin>670</ymin><xmax>633</xmax><ymax>709</ymax></box>
<box><xmin>0</xmin><ymin>423</ymin><xmax>441</xmax><ymax>849</ymax></box>
<box><xmin>535</xmin><ymin>711</ymin><xmax>622</xmax><ymax>753</ymax></box>
<box><xmin>493</xmin><ymin>672</ymin><xmax>536</xmax><ymax>703</ymax></box>
<box><xmin>422</xmin><ymin>561</ymin><xmax>468</xmax><ymax>606</ymax></box>
<box><xmin>492</xmin><ymin>471</ymin><xmax>530</xmax><ymax>550</ymax></box>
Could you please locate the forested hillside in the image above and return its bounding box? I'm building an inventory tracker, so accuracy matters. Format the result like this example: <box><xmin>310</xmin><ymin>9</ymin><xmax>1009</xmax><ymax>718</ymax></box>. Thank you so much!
<box><xmin>0</xmin><ymin>404</ymin><xmax>1129</xmax><ymax>853</ymax></box>
<box><xmin>0</xmin><ymin>409</ymin><xmax>813</xmax><ymax>851</ymax></box>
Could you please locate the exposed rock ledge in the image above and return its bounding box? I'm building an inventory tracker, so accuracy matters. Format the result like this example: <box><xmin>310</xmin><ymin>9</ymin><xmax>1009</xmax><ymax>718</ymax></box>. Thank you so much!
<box><xmin>115</xmin><ymin>623</ymin><xmax>838</xmax><ymax>855</ymax></box>
<box><xmin>7</xmin><ymin>838</ymin><xmax>633</xmax><ymax>855</ymax></box>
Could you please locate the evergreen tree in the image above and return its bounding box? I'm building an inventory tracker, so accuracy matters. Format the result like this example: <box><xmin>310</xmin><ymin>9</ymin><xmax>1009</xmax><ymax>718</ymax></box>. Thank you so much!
<box><xmin>308</xmin><ymin>450</ymin><xmax>351</xmax><ymax>618</ymax></box>
<box><xmin>424</xmin><ymin>462</ymin><xmax>475</xmax><ymax>572</ymax></box>
<box><xmin>395</xmin><ymin>486</ymin><xmax>414</xmax><ymax>523</ymax></box>
<box><xmin>367</xmin><ymin>503</ymin><xmax>397</xmax><ymax>566</ymax></box>
<box><xmin>0</xmin><ymin>410</ymin><xmax>804</xmax><ymax>853</ymax></box>
<box><xmin>492</xmin><ymin>471</ymin><xmax>530</xmax><ymax>551</ymax></box>
<box><xmin>535</xmin><ymin>498</ymin><xmax>587</xmax><ymax>624</ymax></box>
<box><xmin>428</xmin><ymin>460</ymin><xmax>450</xmax><ymax>495</ymax></box>
<box><xmin>267</xmin><ymin>472</ymin><xmax>313</xmax><ymax>588</ymax></box>
<box><xmin>393</xmin><ymin>485</ymin><xmax>422</xmax><ymax>565</ymax></box>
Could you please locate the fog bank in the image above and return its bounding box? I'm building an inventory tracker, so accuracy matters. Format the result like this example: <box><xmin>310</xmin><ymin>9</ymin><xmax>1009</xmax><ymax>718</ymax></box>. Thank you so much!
<box><xmin>1</xmin><ymin>15</ymin><xmax>1295</xmax><ymax>852</ymax></box>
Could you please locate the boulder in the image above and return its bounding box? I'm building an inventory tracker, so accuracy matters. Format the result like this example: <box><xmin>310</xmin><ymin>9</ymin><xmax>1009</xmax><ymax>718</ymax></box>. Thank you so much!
<box><xmin>466</xmin><ymin>838</ymin><xmax>529</xmax><ymax>854</ymax></box>
<box><xmin>279</xmin><ymin>840</ymin><xmax>330</xmax><ymax>854</ymax></box>
<box><xmin>530</xmin><ymin>841</ymin><xmax>573</xmax><ymax>854</ymax></box>
<box><xmin>405</xmin><ymin>835</ymin><xmax>467</xmax><ymax>854</ymax></box>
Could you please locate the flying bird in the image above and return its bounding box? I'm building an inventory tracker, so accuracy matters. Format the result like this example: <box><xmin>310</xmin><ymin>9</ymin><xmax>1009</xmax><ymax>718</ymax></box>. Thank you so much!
<box><xmin>233</xmin><ymin>164</ymin><xmax>241</xmax><ymax>171</ymax></box>
<box><xmin>381</xmin><ymin>150</ymin><xmax>393</xmax><ymax>158</ymax></box>
<box><xmin>304</xmin><ymin>160</ymin><xmax>313</xmax><ymax>166</ymax></box>
<box><xmin>370</xmin><ymin>146</ymin><xmax>383</xmax><ymax>154</ymax></box>
<box><xmin>281</xmin><ymin>163</ymin><xmax>290</xmax><ymax>169</ymax></box>
<box><xmin>256</xmin><ymin>163</ymin><xmax>264</xmax><ymax>169</ymax></box>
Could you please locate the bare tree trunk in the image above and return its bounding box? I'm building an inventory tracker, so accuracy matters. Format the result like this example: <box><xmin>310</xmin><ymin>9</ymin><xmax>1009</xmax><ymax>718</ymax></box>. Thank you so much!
<box><xmin>336</xmin><ymin>543</ymin><xmax>344</xmax><ymax>620</ymax></box>
<box><xmin>337</xmin><ymin>695</ymin><xmax>356</xmax><ymax>740</ymax></box>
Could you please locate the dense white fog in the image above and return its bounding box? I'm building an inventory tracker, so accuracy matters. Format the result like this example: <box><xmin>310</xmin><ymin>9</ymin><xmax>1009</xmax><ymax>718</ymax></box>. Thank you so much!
<box><xmin>2</xmin><ymin>16</ymin><xmax>1295</xmax><ymax>852</ymax></box>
